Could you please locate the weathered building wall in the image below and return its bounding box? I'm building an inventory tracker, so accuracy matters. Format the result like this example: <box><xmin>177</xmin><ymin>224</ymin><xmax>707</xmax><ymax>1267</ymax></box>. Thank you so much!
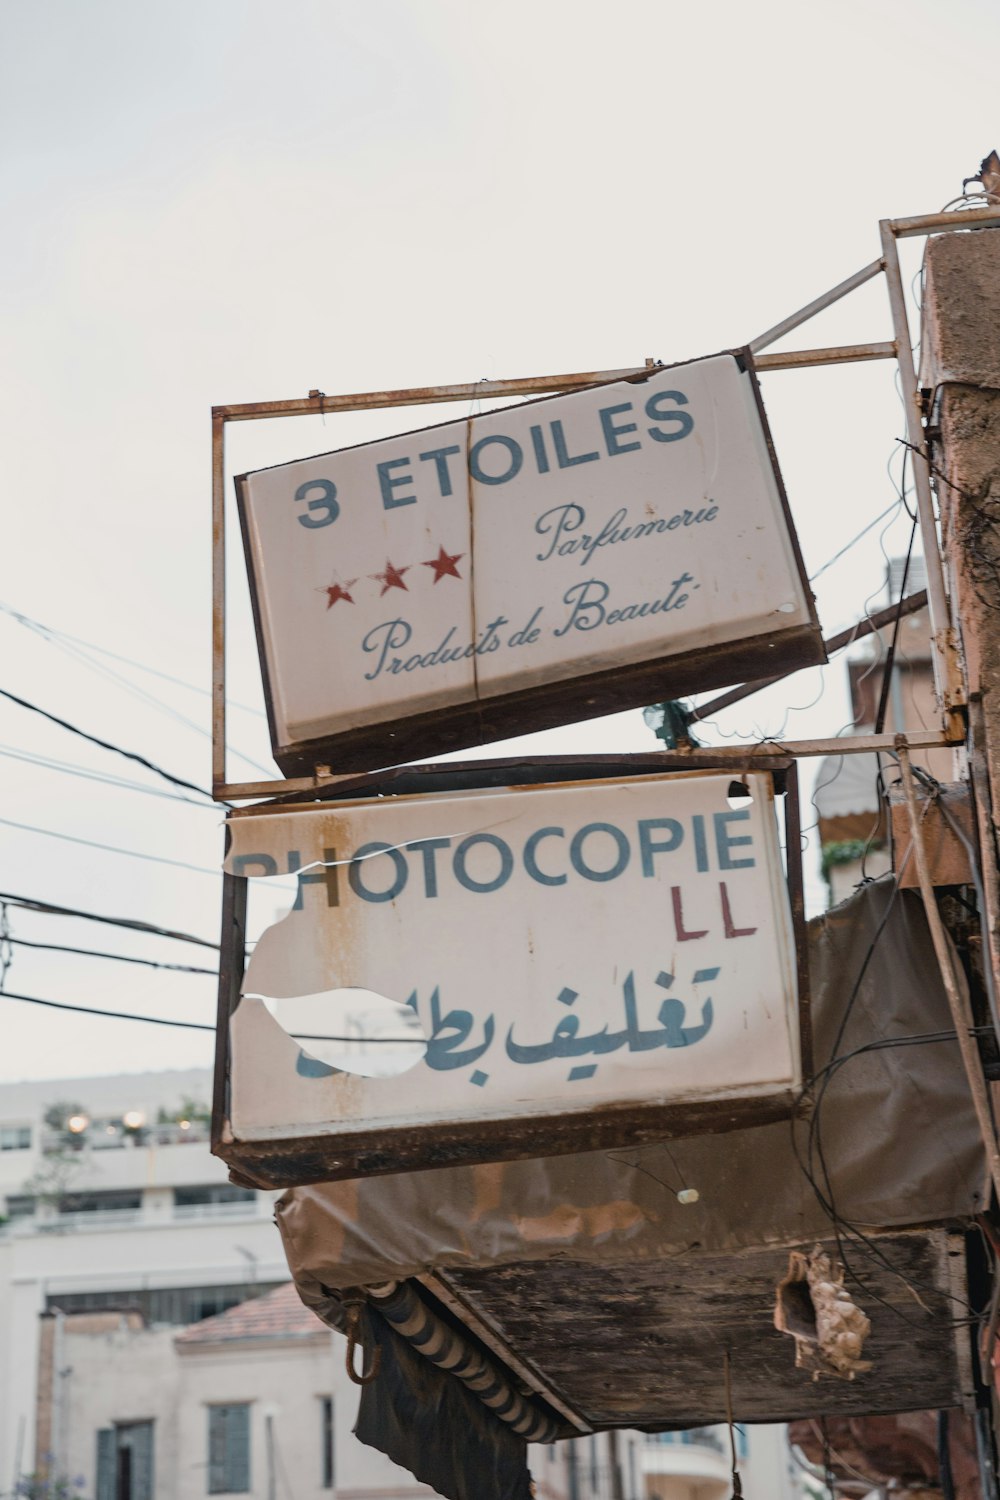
<box><xmin>923</xmin><ymin>228</ymin><xmax>1000</xmax><ymax>810</ymax></box>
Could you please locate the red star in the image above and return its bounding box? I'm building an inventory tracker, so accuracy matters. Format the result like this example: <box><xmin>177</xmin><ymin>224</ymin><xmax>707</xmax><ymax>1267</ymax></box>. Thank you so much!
<box><xmin>324</xmin><ymin>578</ymin><xmax>358</xmax><ymax>609</ymax></box>
<box><xmin>422</xmin><ymin>545</ymin><xmax>464</xmax><ymax>584</ymax></box>
<box><xmin>370</xmin><ymin>559</ymin><xmax>411</xmax><ymax>596</ymax></box>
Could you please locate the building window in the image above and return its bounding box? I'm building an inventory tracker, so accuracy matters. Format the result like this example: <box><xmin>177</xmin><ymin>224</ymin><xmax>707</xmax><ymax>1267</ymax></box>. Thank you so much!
<box><xmin>96</xmin><ymin>1421</ymin><xmax>154</xmax><ymax>1500</ymax></box>
<box><xmin>5</xmin><ymin>1195</ymin><xmax>35</xmax><ymax>1219</ymax></box>
<box><xmin>173</xmin><ymin>1185</ymin><xmax>257</xmax><ymax>1219</ymax></box>
<box><xmin>58</xmin><ymin>1190</ymin><xmax>142</xmax><ymax>1216</ymax></box>
<box><xmin>320</xmin><ymin>1397</ymin><xmax>334</xmax><ymax>1489</ymax></box>
<box><xmin>0</xmin><ymin>1125</ymin><xmax>30</xmax><ymax>1151</ymax></box>
<box><xmin>46</xmin><ymin>1282</ymin><xmax>282</xmax><ymax>1327</ymax></box>
<box><xmin>208</xmin><ymin>1404</ymin><xmax>251</xmax><ymax>1494</ymax></box>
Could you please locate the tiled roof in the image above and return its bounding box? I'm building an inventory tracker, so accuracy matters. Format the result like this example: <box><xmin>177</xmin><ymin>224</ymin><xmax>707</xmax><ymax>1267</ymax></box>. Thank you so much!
<box><xmin>176</xmin><ymin>1282</ymin><xmax>328</xmax><ymax>1345</ymax></box>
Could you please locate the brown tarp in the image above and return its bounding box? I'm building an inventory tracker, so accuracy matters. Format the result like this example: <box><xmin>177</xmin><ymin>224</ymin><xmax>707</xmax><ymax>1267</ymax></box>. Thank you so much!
<box><xmin>277</xmin><ymin>879</ymin><xmax>986</xmax><ymax>1305</ymax></box>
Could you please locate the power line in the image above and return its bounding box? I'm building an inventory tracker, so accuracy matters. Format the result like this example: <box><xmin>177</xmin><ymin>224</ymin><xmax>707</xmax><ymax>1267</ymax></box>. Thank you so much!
<box><xmin>0</xmin><ymin>741</ymin><xmax>215</xmax><ymax>808</ymax></box>
<box><xmin>0</xmin><ymin>599</ymin><xmax>266</xmax><ymax>716</ymax></box>
<box><xmin>0</xmin><ymin>816</ymin><xmax>223</xmax><ymax>878</ymax></box>
<box><xmin>1</xmin><ymin>987</ymin><xmax>216</xmax><ymax>1032</ymax></box>
<box><xmin>23</xmin><ymin>625</ymin><xmax>276</xmax><ymax>777</ymax></box>
<box><xmin>0</xmin><ymin>599</ymin><xmax>275</xmax><ymax>776</ymax></box>
<box><xmin>0</xmin><ymin>686</ymin><xmax>224</xmax><ymax>805</ymax></box>
<box><xmin>1</xmin><ymin>987</ymin><xmax>424</xmax><ymax>1043</ymax></box>
<box><xmin>808</xmin><ymin>499</ymin><xmax>904</xmax><ymax>584</ymax></box>
<box><xmin>8</xmin><ymin>937</ymin><xmax>217</xmax><ymax>976</ymax></box>
<box><xmin>0</xmin><ymin>892</ymin><xmax>219</xmax><ymax>950</ymax></box>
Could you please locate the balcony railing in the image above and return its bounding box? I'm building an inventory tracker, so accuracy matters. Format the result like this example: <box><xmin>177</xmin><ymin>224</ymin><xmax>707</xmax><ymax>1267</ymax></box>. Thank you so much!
<box><xmin>40</xmin><ymin>1122</ymin><xmax>211</xmax><ymax>1154</ymax></box>
<box><xmin>172</xmin><ymin>1198</ymin><xmax>259</xmax><ymax>1221</ymax></box>
<box><xmin>646</xmin><ymin>1428</ymin><xmax>726</xmax><ymax>1456</ymax></box>
<box><xmin>41</xmin><ymin>1208</ymin><xmax>144</xmax><ymax>1232</ymax></box>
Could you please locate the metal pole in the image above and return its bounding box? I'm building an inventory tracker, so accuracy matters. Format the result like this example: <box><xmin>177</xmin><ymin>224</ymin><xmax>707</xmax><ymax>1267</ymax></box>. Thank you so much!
<box><xmin>969</xmin><ymin>698</ymin><xmax>1000</xmax><ymax>1032</ymax></box>
<box><xmin>265</xmin><ymin>1412</ymin><xmax>276</xmax><ymax>1500</ymax></box>
<box><xmin>689</xmin><ymin>589</ymin><xmax>929</xmax><ymax>724</ymax></box>
<box><xmin>749</xmin><ymin>258</ymin><xmax>884</xmax><ymax>354</ymax></box>
<box><xmin>607</xmin><ymin>1430</ymin><xmax>625</xmax><ymax>1500</ymax></box>
<box><xmin>212</xmin><ymin>413</ymin><xmax>226</xmax><ymax>791</ymax></box>
<box><xmin>879</xmin><ymin>220</ymin><xmax>965</xmax><ymax>724</ymax></box>
<box><xmin>754</xmin><ymin>341</ymin><xmax>894</xmax><ymax>371</ymax></box>
<box><xmin>214</xmin><ymin>727</ymin><xmax>957</xmax><ymax>804</ymax></box>
<box><xmin>11</xmin><ymin>1414</ymin><xmax>24</xmax><ymax>1500</ymax></box>
<box><xmin>890</xmin><ymin>205</ymin><xmax>1000</xmax><ymax>238</ymax></box>
<box><xmin>897</xmin><ymin>742</ymin><xmax>1000</xmax><ymax>1200</ymax></box>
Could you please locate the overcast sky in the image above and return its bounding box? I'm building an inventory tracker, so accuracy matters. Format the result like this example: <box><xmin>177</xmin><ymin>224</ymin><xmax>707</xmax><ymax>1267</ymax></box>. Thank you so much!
<box><xmin>1</xmin><ymin>0</ymin><xmax>997</xmax><ymax>1085</ymax></box>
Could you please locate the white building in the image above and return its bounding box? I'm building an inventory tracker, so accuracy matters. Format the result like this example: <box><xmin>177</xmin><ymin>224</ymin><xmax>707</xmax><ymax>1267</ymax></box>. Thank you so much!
<box><xmin>0</xmin><ymin>1067</ymin><xmax>290</xmax><ymax>1497</ymax></box>
<box><xmin>38</xmin><ymin>1284</ymin><xmax>595</xmax><ymax>1500</ymax></box>
<box><xmin>643</xmin><ymin>1426</ymin><xmax>802</xmax><ymax>1500</ymax></box>
<box><xmin>0</xmin><ymin>1069</ymin><xmax>798</xmax><ymax>1500</ymax></box>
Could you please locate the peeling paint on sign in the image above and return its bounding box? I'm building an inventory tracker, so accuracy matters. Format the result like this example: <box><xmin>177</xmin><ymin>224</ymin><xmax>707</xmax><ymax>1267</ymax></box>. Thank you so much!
<box><xmin>223</xmin><ymin>771</ymin><xmax>799</xmax><ymax>1155</ymax></box>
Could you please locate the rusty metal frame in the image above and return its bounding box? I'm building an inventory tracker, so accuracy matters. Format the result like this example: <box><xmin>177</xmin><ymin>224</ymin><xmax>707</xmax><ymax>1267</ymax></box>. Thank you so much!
<box><xmin>234</xmin><ymin>353</ymin><xmax>827</xmax><ymax>782</ymax></box>
<box><xmin>212</xmin><ymin>205</ymin><xmax>1000</xmax><ymax>802</ymax></box>
<box><xmin>221</xmin><ymin>350</ymin><xmax>826</xmax><ymax>789</ymax></box>
<box><xmin>211</xmin><ymin>753</ymin><xmax>811</xmax><ymax>1187</ymax></box>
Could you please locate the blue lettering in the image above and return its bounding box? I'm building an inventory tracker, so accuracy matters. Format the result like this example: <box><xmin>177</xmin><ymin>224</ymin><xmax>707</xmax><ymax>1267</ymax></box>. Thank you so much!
<box><xmin>294</xmin><ymin>478</ymin><xmax>339</xmax><ymax>529</ymax></box>
<box><xmin>453</xmin><ymin>834</ymin><xmax>515</xmax><ymax>893</ymax></box>
<box><xmin>553</xmin><ymin>578</ymin><xmax>608</xmax><ymax>636</ymax></box>
<box><xmin>406</xmin><ymin>837</ymin><xmax>451</xmax><ymax>898</ymax></box>
<box><xmin>523</xmin><ymin>827</ymin><xmax>566</xmax><ymax>886</ymax></box>
<box><xmin>599</xmin><ymin>402</ymin><xmax>641</xmax><ymax>457</ymax></box>
<box><xmin>348</xmin><ymin>843</ymin><xmax>409</xmax><ymax>902</ymax></box>
<box><xmin>362</xmin><ymin>619</ymin><xmax>412</xmax><ymax>681</ymax></box>
<box><xmin>692</xmin><ymin>814</ymin><xmax>709</xmax><ymax>873</ymax></box>
<box><xmin>231</xmin><ymin>853</ymin><xmax>278</xmax><ymax>878</ymax></box>
<box><xmin>638</xmin><ymin>819</ymin><xmax>683</xmax><ymax>876</ymax></box>
<box><xmin>550</xmin><ymin>419</ymin><xmax>600</xmax><ymax>468</ymax></box>
<box><xmin>569</xmin><ymin>822</ymin><xmax>630</xmax><ymax>882</ymax></box>
<box><xmin>469</xmin><ymin>434</ymin><xmax>523</xmax><ymax>486</ymax></box>
<box><xmin>378</xmin><ymin>457</ymin><xmax>416</xmax><ymax>509</ymax></box>
<box><xmin>419</xmin><ymin>445</ymin><xmax>461</xmax><ymax>497</ymax></box>
<box><xmin>530</xmin><ymin>424</ymin><xmax>551</xmax><ymax>474</ymax></box>
<box><xmin>535</xmin><ymin>502</ymin><xmax>585</xmax><ymax>562</ymax></box>
<box><xmin>645</xmin><ymin>389</ymin><xmax>694</xmax><ymax>443</ymax></box>
<box><xmin>714</xmin><ymin>810</ymin><xmax>756</xmax><ymax>870</ymax></box>
<box><xmin>289</xmin><ymin>848</ymin><xmax>339</xmax><ymax>909</ymax></box>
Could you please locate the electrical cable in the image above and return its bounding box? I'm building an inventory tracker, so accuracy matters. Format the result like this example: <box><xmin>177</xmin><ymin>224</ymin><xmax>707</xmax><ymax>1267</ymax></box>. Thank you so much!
<box><xmin>933</xmin><ymin>792</ymin><xmax>1000</xmax><ymax>1041</ymax></box>
<box><xmin>873</xmin><ymin>515</ymin><xmax>919</xmax><ymax>738</ymax></box>
<box><xmin>8</xmin><ymin>937</ymin><xmax>217</xmax><ymax>976</ymax></box>
<box><xmin>0</xmin><ymin>686</ymin><xmax>226</xmax><ymax>806</ymax></box>
<box><xmin>1</xmin><ymin>988</ymin><xmax>217</xmax><ymax>1031</ymax></box>
<box><xmin>0</xmin><ymin>742</ymin><xmax>216</xmax><ymax>808</ymax></box>
<box><xmin>790</xmin><ymin>846</ymin><xmax>983</xmax><ymax>1320</ymax></box>
<box><xmin>0</xmin><ymin>816</ymin><xmax>223</xmax><ymax>879</ymax></box>
<box><xmin>0</xmin><ymin>892</ymin><xmax>219</xmax><ymax>950</ymax></box>
<box><xmin>26</xmin><ymin>627</ymin><xmax>276</xmax><ymax>778</ymax></box>
<box><xmin>0</xmin><ymin>986</ymin><xmax>426</xmax><ymax>1044</ymax></box>
<box><xmin>0</xmin><ymin>599</ymin><xmax>266</xmax><ymax>717</ymax></box>
<box><xmin>939</xmin><ymin>1411</ymin><xmax>957</xmax><ymax>1500</ymax></box>
<box><xmin>808</xmin><ymin>501</ymin><xmax>902</xmax><ymax>585</ymax></box>
<box><xmin>797</xmin><ymin>1017</ymin><xmax>984</xmax><ymax>1318</ymax></box>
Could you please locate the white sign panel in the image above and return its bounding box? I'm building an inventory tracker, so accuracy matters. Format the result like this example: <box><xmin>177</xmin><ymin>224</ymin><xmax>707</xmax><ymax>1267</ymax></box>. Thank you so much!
<box><xmin>222</xmin><ymin>771</ymin><xmax>800</xmax><ymax>1176</ymax></box>
<box><xmin>237</xmin><ymin>355</ymin><xmax>821</xmax><ymax>768</ymax></box>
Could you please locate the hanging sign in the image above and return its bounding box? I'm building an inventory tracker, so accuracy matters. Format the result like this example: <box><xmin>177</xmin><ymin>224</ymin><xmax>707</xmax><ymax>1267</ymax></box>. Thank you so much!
<box><xmin>236</xmin><ymin>353</ymin><xmax>823</xmax><ymax>774</ymax></box>
<box><xmin>216</xmin><ymin>768</ymin><xmax>803</xmax><ymax>1186</ymax></box>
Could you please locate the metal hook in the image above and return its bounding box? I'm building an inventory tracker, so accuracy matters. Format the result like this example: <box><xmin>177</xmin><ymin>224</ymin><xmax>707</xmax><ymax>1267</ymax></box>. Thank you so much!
<box><xmin>344</xmin><ymin>1303</ymin><xmax>381</xmax><ymax>1387</ymax></box>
